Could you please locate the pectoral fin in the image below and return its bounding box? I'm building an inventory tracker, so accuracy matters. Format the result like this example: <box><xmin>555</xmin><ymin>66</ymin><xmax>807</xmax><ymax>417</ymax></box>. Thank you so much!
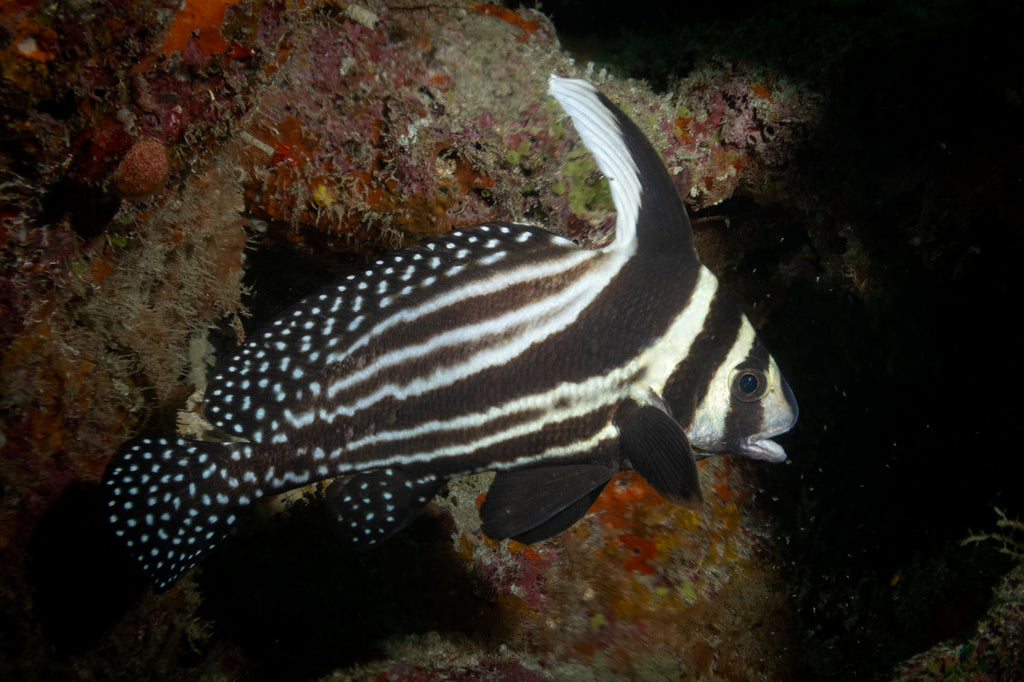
<box><xmin>616</xmin><ymin>399</ymin><xmax>702</xmax><ymax>508</ymax></box>
<box><xmin>480</xmin><ymin>464</ymin><xmax>616</xmax><ymax>543</ymax></box>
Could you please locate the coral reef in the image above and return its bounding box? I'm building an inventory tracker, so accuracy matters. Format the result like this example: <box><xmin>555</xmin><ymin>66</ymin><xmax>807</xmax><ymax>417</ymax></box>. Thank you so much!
<box><xmin>893</xmin><ymin>563</ymin><xmax>1024</xmax><ymax>681</ymax></box>
<box><xmin>2</xmin><ymin>0</ymin><xmax>1020</xmax><ymax>680</ymax></box>
<box><xmin>1</xmin><ymin>1</ymin><xmax>815</xmax><ymax>678</ymax></box>
<box><xmin>186</xmin><ymin>458</ymin><xmax>790</xmax><ymax>681</ymax></box>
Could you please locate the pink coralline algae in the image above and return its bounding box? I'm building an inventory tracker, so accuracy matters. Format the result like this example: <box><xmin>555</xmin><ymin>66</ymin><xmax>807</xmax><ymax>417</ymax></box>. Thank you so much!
<box><xmin>112</xmin><ymin>138</ymin><xmax>170</xmax><ymax>199</ymax></box>
<box><xmin>666</xmin><ymin>66</ymin><xmax>820</xmax><ymax>208</ymax></box>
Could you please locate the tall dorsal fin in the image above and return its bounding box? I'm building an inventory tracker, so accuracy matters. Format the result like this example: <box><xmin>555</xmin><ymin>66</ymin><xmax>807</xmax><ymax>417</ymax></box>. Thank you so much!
<box><xmin>548</xmin><ymin>75</ymin><xmax>696</xmax><ymax>260</ymax></box>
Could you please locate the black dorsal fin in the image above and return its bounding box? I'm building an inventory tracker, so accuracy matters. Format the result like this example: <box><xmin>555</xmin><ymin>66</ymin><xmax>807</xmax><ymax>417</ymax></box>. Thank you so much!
<box><xmin>548</xmin><ymin>75</ymin><xmax>696</xmax><ymax>260</ymax></box>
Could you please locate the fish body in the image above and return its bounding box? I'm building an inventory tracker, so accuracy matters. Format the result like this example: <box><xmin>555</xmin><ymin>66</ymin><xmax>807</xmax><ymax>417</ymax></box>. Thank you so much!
<box><xmin>104</xmin><ymin>76</ymin><xmax>798</xmax><ymax>590</ymax></box>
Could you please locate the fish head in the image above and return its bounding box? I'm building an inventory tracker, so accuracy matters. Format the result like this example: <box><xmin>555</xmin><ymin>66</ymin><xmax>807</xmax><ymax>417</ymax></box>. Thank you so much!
<box><xmin>685</xmin><ymin>334</ymin><xmax>798</xmax><ymax>463</ymax></box>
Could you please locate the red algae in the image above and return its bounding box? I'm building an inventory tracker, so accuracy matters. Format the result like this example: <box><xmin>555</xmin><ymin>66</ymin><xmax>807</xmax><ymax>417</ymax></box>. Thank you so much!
<box><xmin>160</xmin><ymin>0</ymin><xmax>246</xmax><ymax>56</ymax></box>
<box><xmin>467</xmin><ymin>3</ymin><xmax>546</xmax><ymax>42</ymax></box>
<box><xmin>619</xmin><ymin>534</ymin><xmax>658</xmax><ymax>575</ymax></box>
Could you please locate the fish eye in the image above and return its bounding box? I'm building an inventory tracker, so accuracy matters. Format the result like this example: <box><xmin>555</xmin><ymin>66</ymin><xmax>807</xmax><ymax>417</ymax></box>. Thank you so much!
<box><xmin>731</xmin><ymin>368</ymin><xmax>768</xmax><ymax>402</ymax></box>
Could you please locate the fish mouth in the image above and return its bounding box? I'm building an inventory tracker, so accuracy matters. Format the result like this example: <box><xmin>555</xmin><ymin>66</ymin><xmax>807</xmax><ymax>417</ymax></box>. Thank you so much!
<box><xmin>735</xmin><ymin>421</ymin><xmax>794</xmax><ymax>462</ymax></box>
<box><xmin>691</xmin><ymin>421</ymin><xmax>795</xmax><ymax>463</ymax></box>
<box><xmin>691</xmin><ymin>435</ymin><xmax>787</xmax><ymax>462</ymax></box>
<box><xmin>736</xmin><ymin>436</ymin><xmax>788</xmax><ymax>462</ymax></box>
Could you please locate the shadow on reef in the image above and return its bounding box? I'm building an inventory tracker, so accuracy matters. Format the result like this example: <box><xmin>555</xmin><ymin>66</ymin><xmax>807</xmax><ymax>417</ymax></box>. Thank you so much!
<box><xmin>36</xmin><ymin>180</ymin><xmax>122</xmax><ymax>242</ymax></box>
<box><xmin>196</xmin><ymin>496</ymin><xmax>504</xmax><ymax>681</ymax></box>
<box><xmin>754</xmin><ymin>275</ymin><xmax>1016</xmax><ymax>679</ymax></box>
<box><xmin>26</xmin><ymin>482</ymin><xmax>151</xmax><ymax>653</ymax></box>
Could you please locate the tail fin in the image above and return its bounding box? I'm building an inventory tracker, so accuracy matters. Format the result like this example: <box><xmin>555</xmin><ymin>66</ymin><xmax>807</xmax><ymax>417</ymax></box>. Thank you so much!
<box><xmin>102</xmin><ymin>437</ymin><xmax>257</xmax><ymax>590</ymax></box>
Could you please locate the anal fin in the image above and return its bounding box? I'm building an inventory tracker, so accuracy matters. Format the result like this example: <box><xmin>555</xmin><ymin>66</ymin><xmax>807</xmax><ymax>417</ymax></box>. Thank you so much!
<box><xmin>480</xmin><ymin>464</ymin><xmax>616</xmax><ymax>543</ymax></box>
<box><xmin>325</xmin><ymin>468</ymin><xmax>445</xmax><ymax>548</ymax></box>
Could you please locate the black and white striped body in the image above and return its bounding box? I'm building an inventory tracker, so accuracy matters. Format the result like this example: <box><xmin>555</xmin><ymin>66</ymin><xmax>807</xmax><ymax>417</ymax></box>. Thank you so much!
<box><xmin>104</xmin><ymin>76</ymin><xmax>798</xmax><ymax>590</ymax></box>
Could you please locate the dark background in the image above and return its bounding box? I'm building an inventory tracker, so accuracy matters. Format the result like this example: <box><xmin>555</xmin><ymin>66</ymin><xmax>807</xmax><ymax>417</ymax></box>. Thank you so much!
<box><xmin>543</xmin><ymin>0</ymin><xmax>1024</xmax><ymax>677</ymax></box>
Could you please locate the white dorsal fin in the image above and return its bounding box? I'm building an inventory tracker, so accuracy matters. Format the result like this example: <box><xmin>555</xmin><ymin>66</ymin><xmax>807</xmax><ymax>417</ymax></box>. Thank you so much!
<box><xmin>548</xmin><ymin>75</ymin><xmax>641</xmax><ymax>251</ymax></box>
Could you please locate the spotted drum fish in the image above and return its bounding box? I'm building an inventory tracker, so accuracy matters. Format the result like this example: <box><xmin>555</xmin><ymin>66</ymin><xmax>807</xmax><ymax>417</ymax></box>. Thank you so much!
<box><xmin>103</xmin><ymin>75</ymin><xmax>799</xmax><ymax>590</ymax></box>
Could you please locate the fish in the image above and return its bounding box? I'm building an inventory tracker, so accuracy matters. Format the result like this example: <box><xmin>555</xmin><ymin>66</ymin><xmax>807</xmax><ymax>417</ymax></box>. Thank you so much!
<box><xmin>103</xmin><ymin>75</ymin><xmax>799</xmax><ymax>590</ymax></box>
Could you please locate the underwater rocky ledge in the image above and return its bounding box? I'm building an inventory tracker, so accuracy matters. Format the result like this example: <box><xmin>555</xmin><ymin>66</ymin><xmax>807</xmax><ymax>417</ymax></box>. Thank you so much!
<box><xmin>2</xmin><ymin>0</ymin><xmax>1022</xmax><ymax>680</ymax></box>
